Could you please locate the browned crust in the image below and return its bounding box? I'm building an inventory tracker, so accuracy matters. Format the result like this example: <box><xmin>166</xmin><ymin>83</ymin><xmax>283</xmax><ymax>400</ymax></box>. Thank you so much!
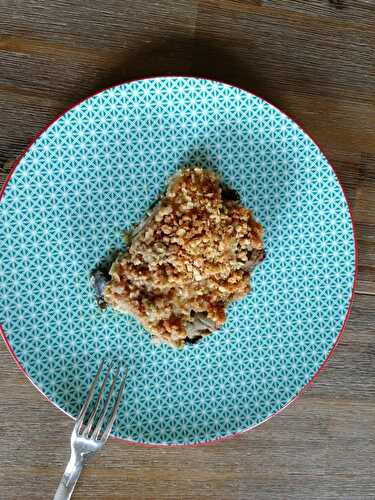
<box><xmin>104</xmin><ymin>167</ymin><xmax>265</xmax><ymax>347</ymax></box>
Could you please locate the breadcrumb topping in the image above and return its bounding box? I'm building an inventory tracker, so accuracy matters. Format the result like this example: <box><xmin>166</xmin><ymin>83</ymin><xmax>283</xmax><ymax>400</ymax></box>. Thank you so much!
<box><xmin>104</xmin><ymin>167</ymin><xmax>264</xmax><ymax>347</ymax></box>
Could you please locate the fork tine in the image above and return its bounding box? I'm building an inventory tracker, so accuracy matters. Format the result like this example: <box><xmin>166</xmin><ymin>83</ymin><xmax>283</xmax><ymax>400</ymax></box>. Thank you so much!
<box><xmin>100</xmin><ymin>371</ymin><xmax>127</xmax><ymax>442</ymax></box>
<box><xmin>75</xmin><ymin>359</ymin><xmax>104</xmax><ymax>430</ymax></box>
<box><xmin>91</xmin><ymin>366</ymin><xmax>120</xmax><ymax>440</ymax></box>
<box><xmin>83</xmin><ymin>361</ymin><xmax>113</xmax><ymax>437</ymax></box>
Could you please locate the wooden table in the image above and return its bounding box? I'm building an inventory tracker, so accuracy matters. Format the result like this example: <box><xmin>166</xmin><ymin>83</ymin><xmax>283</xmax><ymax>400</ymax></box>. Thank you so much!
<box><xmin>1</xmin><ymin>1</ymin><xmax>374</xmax><ymax>499</ymax></box>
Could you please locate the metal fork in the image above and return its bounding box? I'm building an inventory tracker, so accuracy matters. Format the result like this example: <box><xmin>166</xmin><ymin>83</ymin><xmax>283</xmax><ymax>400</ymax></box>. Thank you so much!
<box><xmin>54</xmin><ymin>361</ymin><xmax>127</xmax><ymax>500</ymax></box>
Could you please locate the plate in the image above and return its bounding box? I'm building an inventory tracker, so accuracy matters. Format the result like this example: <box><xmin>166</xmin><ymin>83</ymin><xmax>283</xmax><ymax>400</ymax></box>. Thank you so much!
<box><xmin>0</xmin><ymin>77</ymin><xmax>356</xmax><ymax>445</ymax></box>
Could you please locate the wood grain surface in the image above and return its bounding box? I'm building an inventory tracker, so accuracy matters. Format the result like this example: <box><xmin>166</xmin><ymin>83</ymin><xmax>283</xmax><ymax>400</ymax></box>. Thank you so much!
<box><xmin>1</xmin><ymin>1</ymin><xmax>374</xmax><ymax>499</ymax></box>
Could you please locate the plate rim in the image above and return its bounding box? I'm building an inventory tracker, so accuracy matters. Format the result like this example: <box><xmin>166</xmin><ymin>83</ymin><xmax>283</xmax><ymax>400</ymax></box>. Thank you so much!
<box><xmin>0</xmin><ymin>75</ymin><xmax>358</xmax><ymax>447</ymax></box>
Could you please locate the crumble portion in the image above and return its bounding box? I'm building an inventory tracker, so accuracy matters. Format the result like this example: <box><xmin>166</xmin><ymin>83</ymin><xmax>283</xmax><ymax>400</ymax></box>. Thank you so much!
<box><xmin>102</xmin><ymin>167</ymin><xmax>264</xmax><ymax>347</ymax></box>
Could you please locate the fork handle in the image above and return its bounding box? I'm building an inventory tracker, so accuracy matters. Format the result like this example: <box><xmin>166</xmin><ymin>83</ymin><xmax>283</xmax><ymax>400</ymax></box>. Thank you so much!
<box><xmin>53</xmin><ymin>454</ymin><xmax>84</xmax><ymax>500</ymax></box>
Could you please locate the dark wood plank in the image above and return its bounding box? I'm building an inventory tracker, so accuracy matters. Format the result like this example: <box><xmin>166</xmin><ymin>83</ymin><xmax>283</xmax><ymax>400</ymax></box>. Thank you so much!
<box><xmin>0</xmin><ymin>0</ymin><xmax>198</xmax><ymax>167</ymax></box>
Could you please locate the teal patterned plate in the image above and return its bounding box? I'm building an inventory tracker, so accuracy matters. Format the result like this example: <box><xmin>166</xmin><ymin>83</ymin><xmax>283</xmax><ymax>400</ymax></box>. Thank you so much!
<box><xmin>0</xmin><ymin>77</ymin><xmax>356</xmax><ymax>445</ymax></box>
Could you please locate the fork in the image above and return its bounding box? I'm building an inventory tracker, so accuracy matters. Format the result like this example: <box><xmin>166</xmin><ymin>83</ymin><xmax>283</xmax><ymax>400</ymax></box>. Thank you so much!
<box><xmin>53</xmin><ymin>361</ymin><xmax>127</xmax><ymax>500</ymax></box>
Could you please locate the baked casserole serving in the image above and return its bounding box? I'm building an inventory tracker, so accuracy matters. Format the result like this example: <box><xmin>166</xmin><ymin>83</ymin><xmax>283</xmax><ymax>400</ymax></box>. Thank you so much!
<box><xmin>93</xmin><ymin>168</ymin><xmax>264</xmax><ymax>347</ymax></box>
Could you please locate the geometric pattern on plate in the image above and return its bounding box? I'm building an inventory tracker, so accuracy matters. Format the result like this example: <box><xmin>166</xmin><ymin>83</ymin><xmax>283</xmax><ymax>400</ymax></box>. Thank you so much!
<box><xmin>0</xmin><ymin>77</ymin><xmax>356</xmax><ymax>445</ymax></box>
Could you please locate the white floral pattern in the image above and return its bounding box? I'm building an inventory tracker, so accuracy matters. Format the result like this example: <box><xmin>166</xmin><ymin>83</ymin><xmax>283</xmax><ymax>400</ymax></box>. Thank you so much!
<box><xmin>0</xmin><ymin>77</ymin><xmax>355</xmax><ymax>445</ymax></box>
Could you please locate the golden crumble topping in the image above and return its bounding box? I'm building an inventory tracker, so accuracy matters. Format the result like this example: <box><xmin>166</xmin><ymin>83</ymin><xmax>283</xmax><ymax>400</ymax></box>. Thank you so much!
<box><xmin>102</xmin><ymin>167</ymin><xmax>264</xmax><ymax>347</ymax></box>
